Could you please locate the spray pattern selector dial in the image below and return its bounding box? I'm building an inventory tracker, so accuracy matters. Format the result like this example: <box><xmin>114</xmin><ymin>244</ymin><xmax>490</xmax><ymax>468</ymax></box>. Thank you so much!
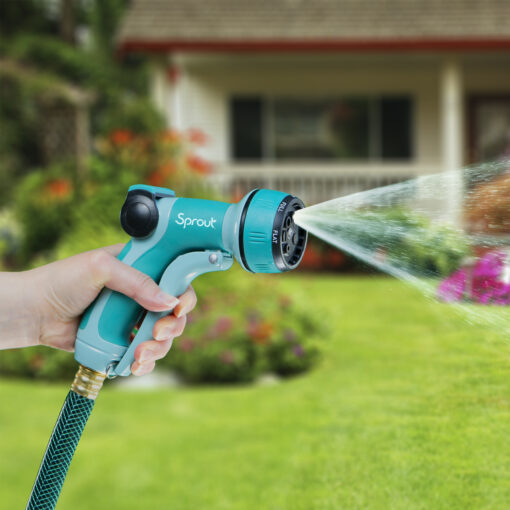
<box><xmin>271</xmin><ymin>196</ymin><xmax>307</xmax><ymax>271</ymax></box>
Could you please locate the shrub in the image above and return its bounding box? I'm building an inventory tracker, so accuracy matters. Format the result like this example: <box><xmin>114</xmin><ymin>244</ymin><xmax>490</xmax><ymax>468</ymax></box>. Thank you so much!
<box><xmin>162</xmin><ymin>267</ymin><xmax>323</xmax><ymax>384</ymax></box>
<box><xmin>0</xmin><ymin>208</ymin><xmax>22</xmax><ymax>269</ymax></box>
<box><xmin>13</xmin><ymin>127</ymin><xmax>216</xmax><ymax>266</ymax></box>
<box><xmin>15</xmin><ymin>165</ymin><xmax>74</xmax><ymax>263</ymax></box>
<box><xmin>96</xmin><ymin>97</ymin><xmax>165</xmax><ymax>137</ymax></box>
<box><xmin>348</xmin><ymin>207</ymin><xmax>469</xmax><ymax>277</ymax></box>
<box><xmin>0</xmin><ymin>346</ymin><xmax>76</xmax><ymax>380</ymax></box>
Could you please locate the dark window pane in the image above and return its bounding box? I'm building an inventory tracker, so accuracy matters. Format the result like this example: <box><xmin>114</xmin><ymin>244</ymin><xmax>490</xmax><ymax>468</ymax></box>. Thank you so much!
<box><xmin>328</xmin><ymin>99</ymin><xmax>370</xmax><ymax>159</ymax></box>
<box><xmin>273</xmin><ymin>98</ymin><xmax>370</xmax><ymax>160</ymax></box>
<box><xmin>273</xmin><ymin>99</ymin><xmax>333</xmax><ymax>159</ymax></box>
<box><xmin>380</xmin><ymin>97</ymin><xmax>412</xmax><ymax>160</ymax></box>
<box><xmin>230</xmin><ymin>97</ymin><xmax>263</xmax><ymax>161</ymax></box>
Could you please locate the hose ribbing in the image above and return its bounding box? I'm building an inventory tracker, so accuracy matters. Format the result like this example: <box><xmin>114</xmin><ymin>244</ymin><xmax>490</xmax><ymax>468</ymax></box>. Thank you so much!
<box><xmin>26</xmin><ymin>366</ymin><xmax>105</xmax><ymax>510</ymax></box>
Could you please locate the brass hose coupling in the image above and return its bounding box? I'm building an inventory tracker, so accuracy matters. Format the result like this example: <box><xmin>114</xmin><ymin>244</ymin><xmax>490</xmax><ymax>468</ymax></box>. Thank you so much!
<box><xmin>71</xmin><ymin>365</ymin><xmax>106</xmax><ymax>400</ymax></box>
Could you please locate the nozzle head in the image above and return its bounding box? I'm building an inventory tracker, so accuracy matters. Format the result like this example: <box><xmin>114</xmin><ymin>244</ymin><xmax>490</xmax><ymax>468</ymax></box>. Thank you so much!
<box><xmin>238</xmin><ymin>189</ymin><xmax>307</xmax><ymax>273</ymax></box>
<box><xmin>272</xmin><ymin>196</ymin><xmax>307</xmax><ymax>271</ymax></box>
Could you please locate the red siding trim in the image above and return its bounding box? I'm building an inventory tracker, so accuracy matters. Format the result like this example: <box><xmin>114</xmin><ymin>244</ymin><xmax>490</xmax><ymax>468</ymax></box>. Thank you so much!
<box><xmin>118</xmin><ymin>38</ymin><xmax>510</xmax><ymax>54</ymax></box>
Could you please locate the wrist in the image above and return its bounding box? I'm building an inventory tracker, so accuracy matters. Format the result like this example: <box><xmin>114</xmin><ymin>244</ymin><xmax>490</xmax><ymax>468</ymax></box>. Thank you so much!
<box><xmin>0</xmin><ymin>270</ymin><xmax>41</xmax><ymax>350</ymax></box>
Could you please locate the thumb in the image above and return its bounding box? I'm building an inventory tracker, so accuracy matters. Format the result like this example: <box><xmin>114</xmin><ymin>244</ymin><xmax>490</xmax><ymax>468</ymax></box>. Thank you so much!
<box><xmin>91</xmin><ymin>250</ymin><xmax>179</xmax><ymax>312</ymax></box>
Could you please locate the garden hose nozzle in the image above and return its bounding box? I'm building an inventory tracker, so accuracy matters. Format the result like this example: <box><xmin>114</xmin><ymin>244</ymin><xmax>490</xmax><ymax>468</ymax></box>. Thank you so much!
<box><xmin>27</xmin><ymin>185</ymin><xmax>307</xmax><ymax>509</ymax></box>
<box><xmin>75</xmin><ymin>186</ymin><xmax>308</xmax><ymax>377</ymax></box>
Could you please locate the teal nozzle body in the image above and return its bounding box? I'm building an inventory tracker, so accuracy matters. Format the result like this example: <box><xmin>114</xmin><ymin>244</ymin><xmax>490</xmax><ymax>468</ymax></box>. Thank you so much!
<box><xmin>75</xmin><ymin>185</ymin><xmax>307</xmax><ymax>377</ymax></box>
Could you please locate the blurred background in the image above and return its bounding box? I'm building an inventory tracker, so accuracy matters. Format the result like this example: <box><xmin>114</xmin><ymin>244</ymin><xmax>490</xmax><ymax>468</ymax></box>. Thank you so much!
<box><xmin>1</xmin><ymin>1</ymin><xmax>510</xmax><ymax>509</ymax></box>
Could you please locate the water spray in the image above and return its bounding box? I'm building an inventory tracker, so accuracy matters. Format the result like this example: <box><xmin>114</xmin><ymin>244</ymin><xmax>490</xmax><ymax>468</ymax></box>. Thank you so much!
<box><xmin>293</xmin><ymin>159</ymin><xmax>510</xmax><ymax>334</ymax></box>
<box><xmin>26</xmin><ymin>185</ymin><xmax>307</xmax><ymax>509</ymax></box>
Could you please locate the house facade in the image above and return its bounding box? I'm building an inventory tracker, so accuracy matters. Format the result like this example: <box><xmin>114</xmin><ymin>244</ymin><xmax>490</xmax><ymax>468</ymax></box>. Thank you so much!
<box><xmin>117</xmin><ymin>0</ymin><xmax>510</xmax><ymax>206</ymax></box>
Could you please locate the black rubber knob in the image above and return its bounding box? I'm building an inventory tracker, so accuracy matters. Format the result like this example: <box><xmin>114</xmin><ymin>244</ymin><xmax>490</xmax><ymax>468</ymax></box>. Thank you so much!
<box><xmin>120</xmin><ymin>191</ymin><xmax>159</xmax><ymax>238</ymax></box>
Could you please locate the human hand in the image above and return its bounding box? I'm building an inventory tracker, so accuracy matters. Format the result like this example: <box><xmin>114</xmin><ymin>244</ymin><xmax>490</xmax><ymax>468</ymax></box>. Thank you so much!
<box><xmin>0</xmin><ymin>244</ymin><xmax>196</xmax><ymax>376</ymax></box>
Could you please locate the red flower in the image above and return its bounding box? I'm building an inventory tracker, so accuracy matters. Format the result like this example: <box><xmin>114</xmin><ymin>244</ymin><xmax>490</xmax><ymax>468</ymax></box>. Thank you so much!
<box><xmin>187</xmin><ymin>128</ymin><xmax>208</xmax><ymax>146</ymax></box>
<box><xmin>186</xmin><ymin>154</ymin><xmax>212</xmax><ymax>175</ymax></box>
<box><xmin>46</xmin><ymin>179</ymin><xmax>72</xmax><ymax>198</ymax></box>
<box><xmin>109</xmin><ymin>129</ymin><xmax>133</xmax><ymax>145</ymax></box>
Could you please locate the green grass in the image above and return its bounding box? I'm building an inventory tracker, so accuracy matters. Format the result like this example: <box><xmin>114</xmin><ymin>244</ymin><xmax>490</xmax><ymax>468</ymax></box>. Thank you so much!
<box><xmin>3</xmin><ymin>275</ymin><xmax>510</xmax><ymax>509</ymax></box>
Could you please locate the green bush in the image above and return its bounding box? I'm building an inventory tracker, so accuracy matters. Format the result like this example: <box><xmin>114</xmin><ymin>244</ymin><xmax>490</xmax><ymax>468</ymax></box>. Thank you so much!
<box><xmin>15</xmin><ymin>165</ymin><xmax>74</xmax><ymax>263</ymax></box>
<box><xmin>0</xmin><ymin>346</ymin><xmax>76</xmax><ymax>380</ymax></box>
<box><xmin>0</xmin><ymin>209</ymin><xmax>22</xmax><ymax>269</ymax></box>
<box><xmin>163</xmin><ymin>267</ymin><xmax>323</xmax><ymax>384</ymax></box>
<box><xmin>96</xmin><ymin>97</ymin><xmax>165</xmax><ymax>137</ymax></box>
<box><xmin>348</xmin><ymin>207</ymin><xmax>469</xmax><ymax>277</ymax></box>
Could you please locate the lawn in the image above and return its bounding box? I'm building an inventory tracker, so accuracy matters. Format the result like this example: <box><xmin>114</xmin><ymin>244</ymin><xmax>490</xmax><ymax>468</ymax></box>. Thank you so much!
<box><xmin>2</xmin><ymin>275</ymin><xmax>510</xmax><ymax>509</ymax></box>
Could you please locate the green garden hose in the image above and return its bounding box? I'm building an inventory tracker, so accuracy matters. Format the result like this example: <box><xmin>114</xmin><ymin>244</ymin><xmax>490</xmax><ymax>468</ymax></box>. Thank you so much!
<box><xmin>26</xmin><ymin>366</ymin><xmax>106</xmax><ymax>510</ymax></box>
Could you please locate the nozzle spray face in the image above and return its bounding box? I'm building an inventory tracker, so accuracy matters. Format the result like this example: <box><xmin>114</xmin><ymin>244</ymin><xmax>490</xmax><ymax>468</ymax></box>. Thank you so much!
<box><xmin>272</xmin><ymin>196</ymin><xmax>307</xmax><ymax>271</ymax></box>
<box><xmin>238</xmin><ymin>190</ymin><xmax>308</xmax><ymax>273</ymax></box>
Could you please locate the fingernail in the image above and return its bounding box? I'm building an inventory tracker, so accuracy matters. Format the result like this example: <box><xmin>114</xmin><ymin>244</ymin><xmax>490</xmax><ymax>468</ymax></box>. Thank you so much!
<box><xmin>155</xmin><ymin>292</ymin><xmax>179</xmax><ymax>309</ymax></box>
<box><xmin>155</xmin><ymin>327</ymin><xmax>172</xmax><ymax>341</ymax></box>
<box><xmin>140</xmin><ymin>349</ymin><xmax>156</xmax><ymax>363</ymax></box>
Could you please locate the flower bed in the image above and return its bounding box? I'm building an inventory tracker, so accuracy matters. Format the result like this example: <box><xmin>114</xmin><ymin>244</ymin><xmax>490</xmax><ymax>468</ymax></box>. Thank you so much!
<box><xmin>438</xmin><ymin>250</ymin><xmax>510</xmax><ymax>305</ymax></box>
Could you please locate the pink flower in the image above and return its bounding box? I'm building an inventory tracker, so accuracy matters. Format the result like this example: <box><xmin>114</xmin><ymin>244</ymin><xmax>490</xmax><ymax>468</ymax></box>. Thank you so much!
<box><xmin>219</xmin><ymin>350</ymin><xmax>235</xmax><ymax>364</ymax></box>
<box><xmin>437</xmin><ymin>250</ymin><xmax>510</xmax><ymax>305</ymax></box>
<box><xmin>211</xmin><ymin>316</ymin><xmax>233</xmax><ymax>336</ymax></box>
<box><xmin>292</xmin><ymin>344</ymin><xmax>305</xmax><ymax>357</ymax></box>
<box><xmin>437</xmin><ymin>269</ymin><xmax>467</xmax><ymax>302</ymax></box>
<box><xmin>178</xmin><ymin>338</ymin><xmax>195</xmax><ymax>352</ymax></box>
<box><xmin>283</xmin><ymin>328</ymin><xmax>297</xmax><ymax>342</ymax></box>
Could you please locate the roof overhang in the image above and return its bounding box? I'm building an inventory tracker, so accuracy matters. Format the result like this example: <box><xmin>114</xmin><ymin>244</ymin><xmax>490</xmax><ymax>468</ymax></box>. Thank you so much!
<box><xmin>118</xmin><ymin>38</ymin><xmax>510</xmax><ymax>55</ymax></box>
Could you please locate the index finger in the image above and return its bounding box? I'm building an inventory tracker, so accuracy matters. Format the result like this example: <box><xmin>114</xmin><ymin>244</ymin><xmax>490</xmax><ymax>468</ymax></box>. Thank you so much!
<box><xmin>173</xmin><ymin>286</ymin><xmax>197</xmax><ymax>318</ymax></box>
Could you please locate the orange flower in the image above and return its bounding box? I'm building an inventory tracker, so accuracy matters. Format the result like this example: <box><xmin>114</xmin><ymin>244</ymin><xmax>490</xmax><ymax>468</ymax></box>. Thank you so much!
<box><xmin>147</xmin><ymin>163</ymin><xmax>176</xmax><ymax>186</ymax></box>
<box><xmin>46</xmin><ymin>179</ymin><xmax>72</xmax><ymax>198</ymax></box>
<box><xmin>160</xmin><ymin>129</ymin><xmax>181</xmax><ymax>143</ymax></box>
<box><xmin>159</xmin><ymin>163</ymin><xmax>176</xmax><ymax>176</ymax></box>
<box><xmin>147</xmin><ymin>170</ymin><xmax>165</xmax><ymax>187</ymax></box>
<box><xmin>248</xmin><ymin>321</ymin><xmax>274</xmax><ymax>344</ymax></box>
<box><xmin>109</xmin><ymin>129</ymin><xmax>133</xmax><ymax>145</ymax></box>
<box><xmin>186</xmin><ymin>154</ymin><xmax>212</xmax><ymax>175</ymax></box>
<box><xmin>29</xmin><ymin>353</ymin><xmax>45</xmax><ymax>371</ymax></box>
<box><xmin>187</xmin><ymin>128</ymin><xmax>208</xmax><ymax>146</ymax></box>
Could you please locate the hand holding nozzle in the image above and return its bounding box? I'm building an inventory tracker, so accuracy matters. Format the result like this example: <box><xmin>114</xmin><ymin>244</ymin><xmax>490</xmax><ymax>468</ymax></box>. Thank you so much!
<box><xmin>0</xmin><ymin>244</ymin><xmax>196</xmax><ymax>376</ymax></box>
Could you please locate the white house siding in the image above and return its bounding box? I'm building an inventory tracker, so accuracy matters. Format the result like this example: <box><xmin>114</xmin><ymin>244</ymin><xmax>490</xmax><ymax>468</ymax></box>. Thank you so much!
<box><xmin>154</xmin><ymin>53</ymin><xmax>510</xmax><ymax>205</ymax></box>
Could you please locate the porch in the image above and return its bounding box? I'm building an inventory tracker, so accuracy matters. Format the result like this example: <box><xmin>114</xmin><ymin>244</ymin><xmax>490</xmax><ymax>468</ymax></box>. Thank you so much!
<box><xmin>150</xmin><ymin>53</ymin><xmax>510</xmax><ymax>205</ymax></box>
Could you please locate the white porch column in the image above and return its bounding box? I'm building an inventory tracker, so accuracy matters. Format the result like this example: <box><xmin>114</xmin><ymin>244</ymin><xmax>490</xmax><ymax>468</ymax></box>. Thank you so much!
<box><xmin>440</xmin><ymin>58</ymin><xmax>464</xmax><ymax>226</ymax></box>
<box><xmin>149</xmin><ymin>63</ymin><xmax>169</xmax><ymax>124</ymax></box>
<box><xmin>168</xmin><ymin>55</ymin><xmax>184</xmax><ymax>130</ymax></box>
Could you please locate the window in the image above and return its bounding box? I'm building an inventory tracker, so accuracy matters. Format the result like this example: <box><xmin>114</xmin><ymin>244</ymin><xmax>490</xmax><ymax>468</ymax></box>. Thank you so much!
<box><xmin>469</xmin><ymin>96</ymin><xmax>510</xmax><ymax>163</ymax></box>
<box><xmin>230</xmin><ymin>95</ymin><xmax>413</xmax><ymax>162</ymax></box>
<box><xmin>230</xmin><ymin>97</ymin><xmax>263</xmax><ymax>161</ymax></box>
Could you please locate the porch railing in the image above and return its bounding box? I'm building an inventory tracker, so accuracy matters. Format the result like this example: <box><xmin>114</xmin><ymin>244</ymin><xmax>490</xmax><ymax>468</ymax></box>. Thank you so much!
<box><xmin>206</xmin><ymin>163</ymin><xmax>432</xmax><ymax>205</ymax></box>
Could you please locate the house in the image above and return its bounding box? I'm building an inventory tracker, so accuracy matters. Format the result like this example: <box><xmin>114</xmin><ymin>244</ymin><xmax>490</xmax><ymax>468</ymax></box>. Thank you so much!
<box><xmin>117</xmin><ymin>0</ymin><xmax>510</xmax><ymax>206</ymax></box>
